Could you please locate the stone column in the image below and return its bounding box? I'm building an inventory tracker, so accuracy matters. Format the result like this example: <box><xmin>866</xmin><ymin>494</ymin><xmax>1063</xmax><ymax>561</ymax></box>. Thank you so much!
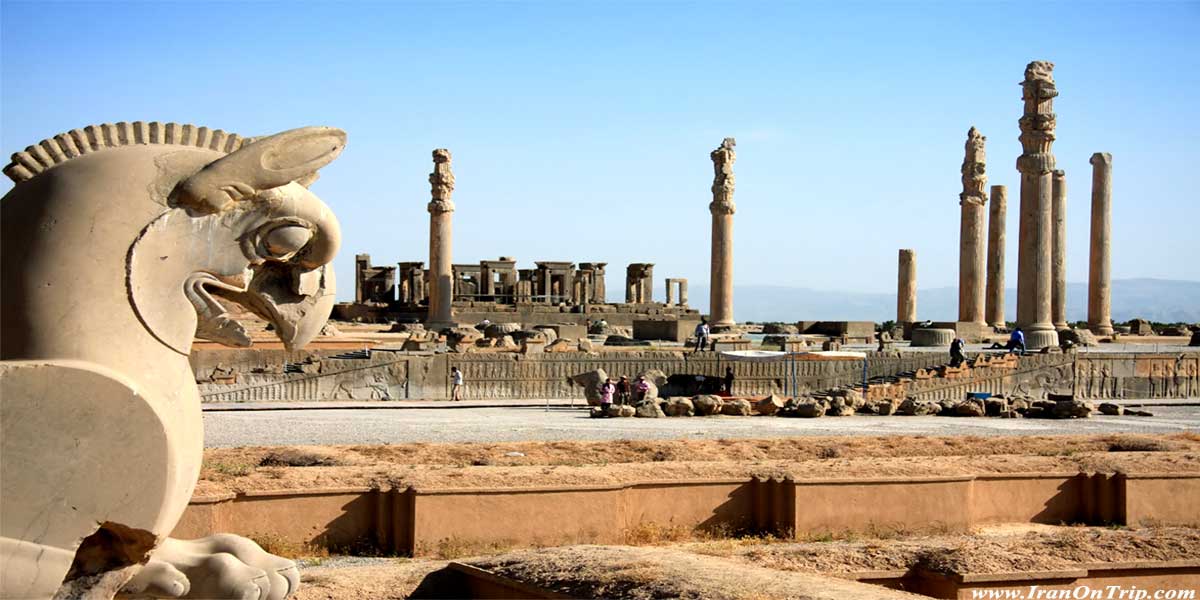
<box><xmin>679</xmin><ymin>279</ymin><xmax>689</xmax><ymax>306</ymax></box>
<box><xmin>625</xmin><ymin>265</ymin><xmax>637</xmax><ymax>304</ymax></box>
<box><xmin>1088</xmin><ymin>152</ymin><xmax>1114</xmax><ymax>335</ymax></box>
<box><xmin>426</xmin><ymin>149</ymin><xmax>455</xmax><ymax>328</ymax></box>
<box><xmin>1051</xmin><ymin>170</ymin><xmax>1068</xmax><ymax>330</ymax></box>
<box><xmin>641</xmin><ymin>264</ymin><xmax>653</xmax><ymax>303</ymax></box>
<box><xmin>985</xmin><ymin>185</ymin><xmax>1007</xmax><ymax>328</ymax></box>
<box><xmin>708</xmin><ymin>138</ymin><xmax>736</xmax><ymax>330</ymax></box>
<box><xmin>354</xmin><ymin>253</ymin><xmax>370</xmax><ymax>304</ymax></box>
<box><xmin>665</xmin><ymin>279</ymin><xmax>675</xmax><ymax>306</ymax></box>
<box><xmin>593</xmin><ymin>264</ymin><xmax>607</xmax><ymax>303</ymax></box>
<box><xmin>1015</xmin><ymin>61</ymin><xmax>1058</xmax><ymax>349</ymax></box>
<box><xmin>480</xmin><ymin>263</ymin><xmax>494</xmax><ymax>297</ymax></box>
<box><xmin>897</xmin><ymin>249</ymin><xmax>917</xmax><ymax>323</ymax></box>
<box><xmin>958</xmin><ymin>127</ymin><xmax>988</xmax><ymax>327</ymax></box>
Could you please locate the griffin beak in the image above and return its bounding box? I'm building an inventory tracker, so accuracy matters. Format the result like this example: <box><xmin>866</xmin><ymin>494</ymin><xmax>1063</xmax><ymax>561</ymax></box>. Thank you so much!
<box><xmin>214</xmin><ymin>262</ymin><xmax>336</xmax><ymax>351</ymax></box>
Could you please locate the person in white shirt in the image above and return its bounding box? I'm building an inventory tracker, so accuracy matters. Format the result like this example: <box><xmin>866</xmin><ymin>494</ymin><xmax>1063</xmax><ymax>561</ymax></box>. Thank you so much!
<box><xmin>450</xmin><ymin>366</ymin><xmax>464</xmax><ymax>401</ymax></box>
<box><xmin>694</xmin><ymin>319</ymin><xmax>710</xmax><ymax>352</ymax></box>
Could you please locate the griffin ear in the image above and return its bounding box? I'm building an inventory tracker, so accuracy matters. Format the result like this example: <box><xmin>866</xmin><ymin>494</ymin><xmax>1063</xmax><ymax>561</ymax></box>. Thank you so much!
<box><xmin>171</xmin><ymin>126</ymin><xmax>346</xmax><ymax>212</ymax></box>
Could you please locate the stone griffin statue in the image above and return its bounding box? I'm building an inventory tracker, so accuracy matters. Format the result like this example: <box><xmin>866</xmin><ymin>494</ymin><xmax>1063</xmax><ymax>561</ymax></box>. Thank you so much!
<box><xmin>0</xmin><ymin>122</ymin><xmax>345</xmax><ymax>599</ymax></box>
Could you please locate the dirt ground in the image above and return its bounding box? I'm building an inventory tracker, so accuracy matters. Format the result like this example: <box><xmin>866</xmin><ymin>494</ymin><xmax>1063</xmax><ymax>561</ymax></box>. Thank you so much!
<box><xmin>687</xmin><ymin>525</ymin><xmax>1200</xmax><ymax>575</ymax></box>
<box><xmin>292</xmin><ymin>527</ymin><xmax>1200</xmax><ymax>600</ymax></box>
<box><xmin>197</xmin><ymin>432</ymin><xmax>1200</xmax><ymax>496</ymax></box>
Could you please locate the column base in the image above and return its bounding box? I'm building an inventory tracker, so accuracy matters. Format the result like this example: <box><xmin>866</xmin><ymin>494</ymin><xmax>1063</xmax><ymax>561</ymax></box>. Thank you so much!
<box><xmin>1088</xmin><ymin>322</ymin><xmax>1114</xmax><ymax>336</ymax></box>
<box><xmin>1025</xmin><ymin>329</ymin><xmax>1059</xmax><ymax>350</ymax></box>
<box><xmin>711</xmin><ymin>323</ymin><xmax>737</xmax><ymax>333</ymax></box>
<box><xmin>425</xmin><ymin>321</ymin><xmax>457</xmax><ymax>333</ymax></box>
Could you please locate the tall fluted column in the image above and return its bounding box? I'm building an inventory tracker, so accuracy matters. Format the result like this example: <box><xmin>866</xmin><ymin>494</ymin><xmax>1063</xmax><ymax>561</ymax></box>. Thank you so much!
<box><xmin>1051</xmin><ymin>170</ymin><xmax>1068</xmax><ymax>329</ymax></box>
<box><xmin>986</xmin><ymin>185</ymin><xmax>1007</xmax><ymax>327</ymax></box>
<box><xmin>897</xmin><ymin>249</ymin><xmax>917</xmax><ymax>324</ymax></box>
<box><xmin>708</xmin><ymin>137</ymin><xmax>736</xmax><ymax>330</ymax></box>
<box><xmin>426</xmin><ymin>149</ymin><xmax>455</xmax><ymax>328</ymax></box>
<box><xmin>958</xmin><ymin>127</ymin><xmax>988</xmax><ymax>326</ymax></box>
<box><xmin>1015</xmin><ymin>61</ymin><xmax>1059</xmax><ymax>349</ymax></box>
<box><xmin>1088</xmin><ymin>153</ymin><xmax>1114</xmax><ymax>335</ymax></box>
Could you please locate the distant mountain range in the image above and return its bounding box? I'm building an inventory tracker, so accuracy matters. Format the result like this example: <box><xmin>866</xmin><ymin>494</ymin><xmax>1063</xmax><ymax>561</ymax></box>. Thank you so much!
<box><xmin>683</xmin><ymin>278</ymin><xmax>1200</xmax><ymax>324</ymax></box>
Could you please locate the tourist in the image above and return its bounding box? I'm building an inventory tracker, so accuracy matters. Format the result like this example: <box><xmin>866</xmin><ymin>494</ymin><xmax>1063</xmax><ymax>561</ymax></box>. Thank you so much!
<box><xmin>1005</xmin><ymin>328</ymin><xmax>1026</xmax><ymax>355</ymax></box>
<box><xmin>949</xmin><ymin>337</ymin><xmax>966</xmax><ymax>367</ymax></box>
<box><xmin>723</xmin><ymin>367</ymin><xmax>735</xmax><ymax>394</ymax></box>
<box><xmin>616</xmin><ymin>375</ymin><xmax>631</xmax><ymax>405</ymax></box>
<box><xmin>600</xmin><ymin>378</ymin><xmax>615</xmax><ymax>413</ymax></box>
<box><xmin>634</xmin><ymin>376</ymin><xmax>651</xmax><ymax>402</ymax></box>
<box><xmin>694</xmin><ymin>319</ymin><xmax>710</xmax><ymax>352</ymax></box>
<box><xmin>450</xmin><ymin>366</ymin><xmax>464</xmax><ymax>401</ymax></box>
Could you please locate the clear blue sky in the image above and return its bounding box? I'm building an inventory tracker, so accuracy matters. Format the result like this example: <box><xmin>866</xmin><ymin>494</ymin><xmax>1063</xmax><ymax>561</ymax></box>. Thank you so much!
<box><xmin>3</xmin><ymin>1</ymin><xmax>1197</xmax><ymax>303</ymax></box>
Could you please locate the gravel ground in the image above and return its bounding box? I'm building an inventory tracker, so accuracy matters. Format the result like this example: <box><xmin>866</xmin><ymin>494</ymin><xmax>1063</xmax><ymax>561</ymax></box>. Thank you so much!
<box><xmin>203</xmin><ymin>404</ymin><xmax>1200</xmax><ymax>447</ymax></box>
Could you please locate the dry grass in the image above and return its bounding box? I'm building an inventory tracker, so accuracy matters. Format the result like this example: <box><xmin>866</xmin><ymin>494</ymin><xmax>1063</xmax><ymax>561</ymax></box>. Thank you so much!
<box><xmin>205</xmin><ymin>460</ymin><xmax>254</xmax><ymax>477</ymax></box>
<box><xmin>1106</xmin><ymin>436</ymin><xmax>1175</xmax><ymax>453</ymax></box>
<box><xmin>422</xmin><ymin>536</ymin><xmax>519</xmax><ymax>560</ymax></box>
<box><xmin>248</xmin><ymin>532</ymin><xmax>329</xmax><ymax>559</ymax></box>
<box><xmin>195</xmin><ymin>433</ymin><xmax>1200</xmax><ymax>497</ymax></box>
<box><xmin>258</xmin><ymin>449</ymin><xmax>342</xmax><ymax>467</ymax></box>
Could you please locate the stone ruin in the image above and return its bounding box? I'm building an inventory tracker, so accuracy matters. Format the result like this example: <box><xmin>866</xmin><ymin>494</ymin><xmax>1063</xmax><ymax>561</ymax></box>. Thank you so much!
<box><xmin>1</xmin><ymin>121</ymin><xmax>347</xmax><ymax>599</ymax></box>
<box><xmin>895</xmin><ymin>61</ymin><xmax>1117</xmax><ymax>347</ymax></box>
<box><xmin>338</xmin><ymin>254</ymin><xmax>697</xmax><ymax>328</ymax></box>
<box><xmin>569</xmin><ymin>351</ymin><xmax>1110</xmax><ymax>421</ymax></box>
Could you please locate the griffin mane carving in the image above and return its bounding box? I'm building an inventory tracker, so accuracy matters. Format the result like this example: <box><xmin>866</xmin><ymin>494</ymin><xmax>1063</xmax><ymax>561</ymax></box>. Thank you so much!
<box><xmin>1</xmin><ymin>123</ymin><xmax>346</xmax><ymax>599</ymax></box>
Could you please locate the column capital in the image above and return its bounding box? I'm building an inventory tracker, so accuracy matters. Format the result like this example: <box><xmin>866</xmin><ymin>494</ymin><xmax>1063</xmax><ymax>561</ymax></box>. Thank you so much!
<box><xmin>1017</xmin><ymin>61</ymin><xmax>1057</xmax><ymax>176</ymax></box>
<box><xmin>428</xmin><ymin>148</ymin><xmax>455</xmax><ymax>214</ymax></box>
<box><xmin>710</xmin><ymin>137</ymin><xmax>736</xmax><ymax>215</ymax></box>
<box><xmin>1089</xmin><ymin>152</ymin><xmax>1112</xmax><ymax>166</ymax></box>
<box><xmin>960</xmin><ymin>127</ymin><xmax>988</xmax><ymax>206</ymax></box>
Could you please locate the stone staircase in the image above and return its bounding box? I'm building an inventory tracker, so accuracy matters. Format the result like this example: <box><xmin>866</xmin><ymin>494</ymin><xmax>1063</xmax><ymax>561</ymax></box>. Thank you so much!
<box><xmin>843</xmin><ymin>352</ymin><xmax>1075</xmax><ymax>403</ymax></box>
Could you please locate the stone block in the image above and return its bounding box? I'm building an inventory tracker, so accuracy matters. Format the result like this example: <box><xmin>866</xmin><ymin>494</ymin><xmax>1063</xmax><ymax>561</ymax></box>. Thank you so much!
<box><xmin>692</xmin><ymin>395</ymin><xmax>723</xmax><ymax>416</ymax></box>
<box><xmin>663</xmin><ymin>397</ymin><xmax>694</xmax><ymax>417</ymax></box>
<box><xmin>911</xmin><ymin>328</ymin><xmax>956</xmax><ymax>347</ymax></box>
<box><xmin>755</xmin><ymin>394</ymin><xmax>787</xmax><ymax>416</ymax></box>
<box><xmin>720</xmin><ymin>399</ymin><xmax>753</xmax><ymax>416</ymax></box>
<box><xmin>632</xmin><ymin>318</ymin><xmax>698</xmax><ymax>343</ymax></box>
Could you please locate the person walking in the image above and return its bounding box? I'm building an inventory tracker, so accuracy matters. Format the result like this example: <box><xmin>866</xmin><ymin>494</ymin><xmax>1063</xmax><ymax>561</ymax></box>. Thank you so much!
<box><xmin>723</xmin><ymin>366</ymin><xmax>735</xmax><ymax>394</ymax></box>
<box><xmin>450</xmin><ymin>366</ymin><xmax>464</xmax><ymax>401</ymax></box>
<box><xmin>694</xmin><ymin>319</ymin><xmax>710</xmax><ymax>352</ymax></box>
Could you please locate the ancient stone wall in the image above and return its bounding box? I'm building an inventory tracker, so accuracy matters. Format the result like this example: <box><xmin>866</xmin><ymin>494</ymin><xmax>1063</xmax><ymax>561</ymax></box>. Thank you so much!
<box><xmin>1075</xmin><ymin>352</ymin><xmax>1200</xmax><ymax>400</ymax></box>
<box><xmin>193</xmin><ymin>348</ymin><xmax>1200</xmax><ymax>402</ymax></box>
<box><xmin>195</xmin><ymin>350</ymin><xmax>947</xmax><ymax>402</ymax></box>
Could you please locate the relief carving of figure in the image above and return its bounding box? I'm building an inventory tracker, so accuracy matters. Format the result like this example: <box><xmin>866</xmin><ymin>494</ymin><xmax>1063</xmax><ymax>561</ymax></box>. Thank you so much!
<box><xmin>1</xmin><ymin>122</ymin><xmax>346</xmax><ymax>599</ymax></box>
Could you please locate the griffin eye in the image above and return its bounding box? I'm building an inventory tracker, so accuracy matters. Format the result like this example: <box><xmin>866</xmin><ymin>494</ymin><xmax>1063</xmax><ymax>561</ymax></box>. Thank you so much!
<box><xmin>262</xmin><ymin>224</ymin><xmax>313</xmax><ymax>259</ymax></box>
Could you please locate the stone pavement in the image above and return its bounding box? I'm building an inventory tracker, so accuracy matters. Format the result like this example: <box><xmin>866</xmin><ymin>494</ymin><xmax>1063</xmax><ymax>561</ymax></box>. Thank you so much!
<box><xmin>203</xmin><ymin>403</ymin><xmax>1200</xmax><ymax>448</ymax></box>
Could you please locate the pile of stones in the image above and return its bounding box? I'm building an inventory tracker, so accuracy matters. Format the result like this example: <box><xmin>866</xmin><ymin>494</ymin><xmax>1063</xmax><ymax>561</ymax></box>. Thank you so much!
<box><xmin>589</xmin><ymin>388</ymin><xmax>1146</xmax><ymax>421</ymax></box>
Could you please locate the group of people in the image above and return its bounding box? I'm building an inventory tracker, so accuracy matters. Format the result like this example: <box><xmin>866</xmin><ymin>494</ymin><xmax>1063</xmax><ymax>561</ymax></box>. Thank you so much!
<box><xmin>599</xmin><ymin>376</ymin><xmax>651</xmax><ymax>409</ymax></box>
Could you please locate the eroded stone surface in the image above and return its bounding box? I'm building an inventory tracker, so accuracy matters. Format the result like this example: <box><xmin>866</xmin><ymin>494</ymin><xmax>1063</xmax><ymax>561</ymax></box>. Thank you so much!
<box><xmin>2</xmin><ymin>121</ymin><xmax>344</xmax><ymax>599</ymax></box>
